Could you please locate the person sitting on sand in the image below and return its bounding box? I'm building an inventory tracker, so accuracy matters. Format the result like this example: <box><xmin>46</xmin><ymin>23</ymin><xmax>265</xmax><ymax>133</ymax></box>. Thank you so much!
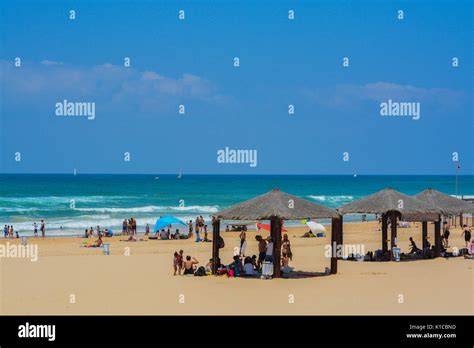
<box><xmin>205</xmin><ymin>258</ymin><xmax>214</xmax><ymax>273</ymax></box>
<box><xmin>171</xmin><ymin>229</ymin><xmax>180</xmax><ymax>239</ymax></box>
<box><xmin>85</xmin><ymin>235</ymin><xmax>103</xmax><ymax>247</ymax></box>
<box><xmin>229</xmin><ymin>255</ymin><xmax>243</xmax><ymax>277</ymax></box>
<box><xmin>408</xmin><ymin>237</ymin><xmax>421</xmax><ymax>254</ymax></box>
<box><xmin>281</xmin><ymin>252</ymin><xmax>294</xmax><ymax>274</ymax></box>
<box><xmin>183</xmin><ymin>256</ymin><xmax>199</xmax><ymax>275</ymax></box>
<box><xmin>160</xmin><ymin>229</ymin><xmax>169</xmax><ymax>240</ymax></box>
<box><xmin>303</xmin><ymin>230</ymin><xmax>315</xmax><ymax>238</ymax></box>
<box><xmin>243</xmin><ymin>256</ymin><xmax>256</xmax><ymax>276</ymax></box>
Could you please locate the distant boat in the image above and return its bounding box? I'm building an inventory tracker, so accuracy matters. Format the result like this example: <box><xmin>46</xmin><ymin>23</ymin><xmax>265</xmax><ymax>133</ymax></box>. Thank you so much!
<box><xmin>353</xmin><ymin>174</ymin><xmax>357</xmax><ymax>177</ymax></box>
<box><xmin>177</xmin><ymin>169</ymin><xmax>182</xmax><ymax>179</ymax></box>
<box><xmin>73</xmin><ymin>168</ymin><xmax>77</xmax><ymax>176</ymax></box>
<box><xmin>154</xmin><ymin>176</ymin><xmax>160</xmax><ymax>180</ymax></box>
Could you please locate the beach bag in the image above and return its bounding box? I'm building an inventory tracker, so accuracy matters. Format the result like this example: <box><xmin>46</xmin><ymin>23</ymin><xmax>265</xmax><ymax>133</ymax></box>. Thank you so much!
<box><xmin>194</xmin><ymin>266</ymin><xmax>206</xmax><ymax>277</ymax></box>
<box><xmin>217</xmin><ymin>236</ymin><xmax>225</xmax><ymax>249</ymax></box>
<box><xmin>262</xmin><ymin>261</ymin><xmax>273</xmax><ymax>277</ymax></box>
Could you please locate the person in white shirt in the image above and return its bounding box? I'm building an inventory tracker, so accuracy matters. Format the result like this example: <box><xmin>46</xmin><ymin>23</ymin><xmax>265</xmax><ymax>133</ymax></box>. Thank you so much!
<box><xmin>265</xmin><ymin>236</ymin><xmax>274</xmax><ymax>262</ymax></box>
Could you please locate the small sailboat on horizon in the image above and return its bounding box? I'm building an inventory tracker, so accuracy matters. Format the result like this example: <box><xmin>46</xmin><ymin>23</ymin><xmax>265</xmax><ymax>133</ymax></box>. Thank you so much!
<box><xmin>177</xmin><ymin>169</ymin><xmax>182</xmax><ymax>179</ymax></box>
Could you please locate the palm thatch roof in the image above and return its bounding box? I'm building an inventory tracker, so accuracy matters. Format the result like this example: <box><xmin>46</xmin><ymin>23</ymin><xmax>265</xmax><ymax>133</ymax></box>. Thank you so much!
<box><xmin>337</xmin><ymin>188</ymin><xmax>441</xmax><ymax>217</ymax></box>
<box><xmin>214</xmin><ymin>188</ymin><xmax>340</xmax><ymax>220</ymax></box>
<box><xmin>413</xmin><ymin>188</ymin><xmax>474</xmax><ymax>215</ymax></box>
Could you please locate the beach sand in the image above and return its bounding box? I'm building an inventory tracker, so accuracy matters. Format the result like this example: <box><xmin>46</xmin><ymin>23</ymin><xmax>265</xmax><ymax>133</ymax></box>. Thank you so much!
<box><xmin>0</xmin><ymin>221</ymin><xmax>472</xmax><ymax>315</ymax></box>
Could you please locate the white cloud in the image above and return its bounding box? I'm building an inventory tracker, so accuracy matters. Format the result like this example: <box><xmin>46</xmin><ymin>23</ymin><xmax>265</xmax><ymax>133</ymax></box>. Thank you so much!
<box><xmin>0</xmin><ymin>60</ymin><xmax>225</xmax><ymax>112</ymax></box>
<box><xmin>304</xmin><ymin>82</ymin><xmax>467</xmax><ymax>110</ymax></box>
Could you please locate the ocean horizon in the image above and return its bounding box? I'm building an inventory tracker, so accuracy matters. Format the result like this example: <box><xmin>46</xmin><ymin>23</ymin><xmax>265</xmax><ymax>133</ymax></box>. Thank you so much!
<box><xmin>1</xmin><ymin>174</ymin><xmax>473</xmax><ymax>236</ymax></box>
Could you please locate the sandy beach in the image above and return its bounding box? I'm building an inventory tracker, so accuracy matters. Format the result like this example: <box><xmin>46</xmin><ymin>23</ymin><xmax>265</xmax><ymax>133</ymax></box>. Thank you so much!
<box><xmin>1</xmin><ymin>221</ymin><xmax>472</xmax><ymax>315</ymax></box>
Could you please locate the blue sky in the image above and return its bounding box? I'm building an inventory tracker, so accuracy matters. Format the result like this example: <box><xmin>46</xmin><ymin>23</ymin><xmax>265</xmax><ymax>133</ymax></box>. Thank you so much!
<box><xmin>1</xmin><ymin>0</ymin><xmax>472</xmax><ymax>175</ymax></box>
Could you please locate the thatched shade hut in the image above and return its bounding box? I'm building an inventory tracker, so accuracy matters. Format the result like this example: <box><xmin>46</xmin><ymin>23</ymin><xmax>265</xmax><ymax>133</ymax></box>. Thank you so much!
<box><xmin>337</xmin><ymin>188</ymin><xmax>442</xmax><ymax>257</ymax></box>
<box><xmin>412</xmin><ymin>188</ymin><xmax>474</xmax><ymax>249</ymax></box>
<box><xmin>212</xmin><ymin>188</ymin><xmax>341</xmax><ymax>278</ymax></box>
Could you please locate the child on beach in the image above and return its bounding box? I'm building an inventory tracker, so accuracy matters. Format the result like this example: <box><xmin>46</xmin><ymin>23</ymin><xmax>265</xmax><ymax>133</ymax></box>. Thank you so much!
<box><xmin>173</xmin><ymin>252</ymin><xmax>182</xmax><ymax>276</ymax></box>
<box><xmin>33</xmin><ymin>222</ymin><xmax>38</xmax><ymax>237</ymax></box>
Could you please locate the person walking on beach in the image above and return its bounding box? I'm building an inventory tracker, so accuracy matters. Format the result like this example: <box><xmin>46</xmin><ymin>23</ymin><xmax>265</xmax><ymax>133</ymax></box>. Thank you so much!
<box><xmin>33</xmin><ymin>222</ymin><xmax>38</xmax><ymax>238</ymax></box>
<box><xmin>40</xmin><ymin>220</ymin><xmax>45</xmax><ymax>238</ymax></box>
<box><xmin>9</xmin><ymin>225</ymin><xmax>14</xmax><ymax>239</ymax></box>
<box><xmin>461</xmin><ymin>225</ymin><xmax>472</xmax><ymax>248</ymax></box>
<box><xmin>4</xmin><ymin>225</ymin><xmax>8</xmax><ymax>238</ymax></box>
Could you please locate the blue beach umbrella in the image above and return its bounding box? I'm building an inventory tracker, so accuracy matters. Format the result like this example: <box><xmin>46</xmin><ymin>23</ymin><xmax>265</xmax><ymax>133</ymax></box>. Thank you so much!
<box><xmin>154</xmin><ymin>216</ymin><xmax>186</xmax><ymax>232</ymax></box>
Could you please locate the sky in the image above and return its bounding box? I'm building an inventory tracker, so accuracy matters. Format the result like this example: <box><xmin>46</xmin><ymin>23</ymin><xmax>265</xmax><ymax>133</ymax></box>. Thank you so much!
<box><xmin>0</xmin><ymin>0</ymin><xmax>472</xmax><ymax>175</ymax></box>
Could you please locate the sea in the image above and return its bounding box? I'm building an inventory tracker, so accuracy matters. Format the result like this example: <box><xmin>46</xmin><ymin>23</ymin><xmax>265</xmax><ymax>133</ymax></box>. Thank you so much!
<box><xmin>1</xmin><ymin>174</ymin><xmax>473</xmax><ymax>237</ymax></box>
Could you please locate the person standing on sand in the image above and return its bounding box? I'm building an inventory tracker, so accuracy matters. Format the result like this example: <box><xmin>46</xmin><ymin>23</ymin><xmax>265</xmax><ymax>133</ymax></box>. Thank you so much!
<box><xmin>145</xmin><ymin>223</ymin><xmax>150</xmax><ymax>236</ymax></box>
<box><xmin>255</xmin><ymin>235</ymin><xmax>266</xmax><ymax>270</ymax></box>
<box><xmin>122</xmin><ymin>219</ymin><xmax>128</xmax><ymax>236</ymax></box>
<box><xmin>40</xmin><ymin>220</ymin><xmax>45</xmax><ymax>238</ymax></box>
<box><xmin>264</xmin><ymin>236</ymin><xmax>274</xmax><ymax>262</ymax></box>
<box><xmin>461</xmin><ymin>225</ymin><xmax>472</xmax><ymax>248</ymax></box>
<box><xmin>173</xmin><ymin>252</ymin><xmax>180</xmax><ymax>276</ymax></box>
<box><xmin>282</xmin><ymin>234</ymin><xmax>293</xmax><ymax>261</ymax></box>
<box><xmin>195</xmin><ymin>217</ymin><xmax>201</xmax><ymax>242</ymax></box>
<box><xmin>239</xmin><ymin>230</ymin><xmax>246</xmax><ymax>256</ymax></box>
<box><xmin>442</xmin><ymin>222</ymin><xmax>450</xmax><ymax>248</ymax></box>
<box><xmin>33</xmin><ymin>222</ymin><xmax>38</xmax><ymax>237</ymax></box>
<box><xmin>3</xmin><ymin>225</ymin><xmax>8</xmax><ymax>238</ymax></box>
<box><xmin>9</xmin><ymin>226</ymin><xmax>14</xmax><ymax>239</ymax></box>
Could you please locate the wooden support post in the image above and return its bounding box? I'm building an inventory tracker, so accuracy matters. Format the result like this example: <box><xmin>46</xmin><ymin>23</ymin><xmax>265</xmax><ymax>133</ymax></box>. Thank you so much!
<box><xmin>390</xmin><ymin>211</ymin><xmax>398</xmax><ymax>250</ymax></box>
<box><xmin>211</xmin><ymin>219</ymin><xmax>220</xmax><ymax>274</ymax></box>
<box><xmin>271</xmin><ymin>217</ymin><xmax>282</xmax><ymax>278</ymax></box>
<box><xmin>381</xmin><ymin>213</ymin><xmax>388</xmax><ymax>252</ymax></box>
<box><xmin>460</xmin><ymin>213</ymin><xmax>463</xmax><ymax>227</ymax></box>
<box><xmin>434</xmin><ymin>216</ymin><xmax>441</xmax><ymax>258</ymax></box>
<box><xmin>422</xmin><ymin>221</ymin><xmax>428</xmax><ymax>250</ymax></box>
<box><xmin>331</xmin><ymin>217</ymin><xmax>341</xmax><ymax>274</ymax></box>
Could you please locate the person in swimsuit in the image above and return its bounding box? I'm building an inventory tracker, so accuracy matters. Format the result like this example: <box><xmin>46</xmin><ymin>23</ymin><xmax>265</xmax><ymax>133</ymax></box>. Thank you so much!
<box><xmin>183</xmin><ymin>256</ymin><xmax>199</xmax><ymax>275</ymax></box>
<box><xmin>282</xmin><ymin>233</ymin><xmax>293</xmax><ymax>260</ymax></box>
<box><xmin>33</xmin><ymin>222</ymin><xmax>38</xmax><ymax>237</ymax></box>
<box><xmin>442</xmin><ymin>222</ymin><xmax>450</xmax><ymax>248</ymax></box>
<box><xmin>173</xmin><ymin>252</ymin><xmax>180</xmax><ymax>275</ymax></box>
<box><xmin>461</xmin><ymin>225</ymin><xmax>472</xmax><ymax>248</ymax></box>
